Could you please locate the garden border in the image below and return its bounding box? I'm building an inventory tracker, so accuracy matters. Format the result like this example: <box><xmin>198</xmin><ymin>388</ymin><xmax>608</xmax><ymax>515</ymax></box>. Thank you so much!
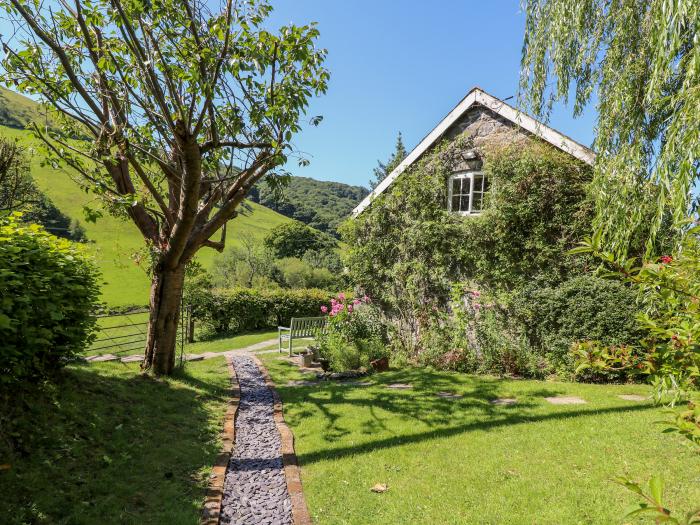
<box><xmin>200</xmin><ymin>355</ymin><xmax>240</xmax><ymax>525</ymax></box>
<box><xmin>252</xmin><ymin>355</ymin><xmax>313</xmax><ymax>525</ymax></box>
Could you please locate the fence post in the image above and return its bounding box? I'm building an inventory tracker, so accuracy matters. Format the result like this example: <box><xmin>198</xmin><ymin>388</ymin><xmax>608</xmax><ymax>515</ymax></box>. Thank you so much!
<box><xmin>187</xmin><ymin>306</ymin><xmax>195</xmax><ymax>343</ymax></box>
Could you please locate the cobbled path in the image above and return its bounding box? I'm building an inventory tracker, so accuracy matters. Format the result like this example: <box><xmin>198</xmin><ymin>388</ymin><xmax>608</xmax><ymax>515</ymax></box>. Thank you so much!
<box><xmin>220</xmin><ymin>355</ymin><xmax>292</xmax><ymax>525</ymax></box>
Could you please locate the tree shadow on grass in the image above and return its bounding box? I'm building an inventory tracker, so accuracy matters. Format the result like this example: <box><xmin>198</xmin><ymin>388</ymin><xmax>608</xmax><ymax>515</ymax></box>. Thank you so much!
<box><xmin>296</xmin><ymin>403</ymin><xmax>654</xmax><ymax>466</ymax></box>
<box><xmin>268</xmin><ymin>359</ymin><xmax>656</xmax><ymax>466</ymax></box>
<box><xmin>0</xmin><ymin>362</ymin><xmax>228</xmax><ymax>525</ymax></box>
<box><xmin>276</xmin><ymin>361</ymin><xmax>564</xmax><ymax>442</ymax></box>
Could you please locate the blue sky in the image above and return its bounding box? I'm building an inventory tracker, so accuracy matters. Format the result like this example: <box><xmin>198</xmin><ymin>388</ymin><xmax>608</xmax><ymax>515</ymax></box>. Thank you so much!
<box><xmin>0</xmin><ymin>1</ymin><xmax>598</xmax><ymax>189</ymax></box>
<box><xmin>268</xmin><ymin>0</ymin><xmax>597</xmax><ymax>188</ymax></box>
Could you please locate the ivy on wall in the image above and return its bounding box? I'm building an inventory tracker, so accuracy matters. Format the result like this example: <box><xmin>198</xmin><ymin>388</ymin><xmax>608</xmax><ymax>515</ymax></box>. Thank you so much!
<box><xmin>342</xmin><ymin>135</ymin><xmax>640</xmax><ymax>374</ymax></box>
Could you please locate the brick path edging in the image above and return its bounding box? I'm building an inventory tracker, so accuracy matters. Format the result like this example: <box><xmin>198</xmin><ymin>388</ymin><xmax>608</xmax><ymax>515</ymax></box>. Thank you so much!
<box><xmin>201</xmin><ymin>356</ymin><xmax>240</xmax><ymax>525</ymax></box>
<box><xmin>251</xmin><ymin>355</ymin><xmax>313</xmax><ymax>525</ymax></box>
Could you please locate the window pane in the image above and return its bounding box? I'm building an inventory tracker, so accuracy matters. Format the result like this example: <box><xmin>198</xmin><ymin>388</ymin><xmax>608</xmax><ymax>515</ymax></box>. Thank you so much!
<box><xmin>460</xmin><ymin>195</ymin><xmax>470</xmax><ymax>212</ymax></box>
<box><xmin>451</xmin><ymin>195</ymin><xmax>461</xmax><ymax>211</ymax></box>
<box><xmin>452</xmin><ymin>177</ymin><xmax>462</xmax><ymax>195</ymax></box>
<box><xmin>471</xmin><ymin>192</ymin><xmax>483</xmax><ymax>212</ymax></box>
<box><xmin>472</xmin><ymin>174</ymin><xmax>484</xmax><ymax>192</ymax></box>
<box><xmin>482</xmin><ymin>176</ymin><xmax>490</xmax><ymax>193</ymax></box>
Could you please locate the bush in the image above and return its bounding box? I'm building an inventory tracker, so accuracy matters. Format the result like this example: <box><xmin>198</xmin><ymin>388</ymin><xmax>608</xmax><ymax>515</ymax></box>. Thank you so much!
<box><xmin>514</xmin><ymin>275</ymin><xmax>640</xmax><ymax>373</ymax></box>
<box><xmin>0</xmin><ymin>214</ymin><xmax>100</xmax><ymax>386</ymax></box>
<box><xmin>317</xmin><ymin>294</ymin><xmax>388</xmax><ymax>371</ymax></box>
<box><xmin>190</xmin><ymin>287</ymin><xmax>334</xmax><ymax>335</ymax></box>
<box><xmin>264</xmin><ymin>220</ymin><xmax>336</xmax><ymax>259</ymax></box>
<box><xmin>277</xmin><ymin>257</ymin><xmax>341</xmax><ymax>290</ymax></box>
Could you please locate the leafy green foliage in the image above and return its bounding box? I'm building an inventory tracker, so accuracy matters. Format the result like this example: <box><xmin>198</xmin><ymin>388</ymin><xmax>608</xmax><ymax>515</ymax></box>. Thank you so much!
<box><xmin>572</xmin><ymin>231</ymin><xmax>700</xmax><ymax>401</ymax></box>
<box><xmin>570</xmin><ymin>230</ymin><xmax>700</xmax><ymax>520</ymax></box>
<box><xmin>277</xmin><ymin>257</ymin><xmax>342</xmax><ymax>290</ymax></box>
<box><xmin>0</xmin><ymin>214</ymin><xmax>100</xmax><ymax>386</ymax></box>
<box><xmin>514</xmin><ymin>275</ymin><xmax>640</xmax><ymax>375</ymax></box>
<box><xmin>460</xmin><ymin>141</ymin><xmax>594</xmax><ymax>290</ymax></box>
<box><xmin>615</xmin><ymin>475</ymin><xmax>700</xmax><ymax>525</ymax></box>
<box><xmin>520</xmin><ymin>0</ymin><xmax>700</xmax><ymax>254</ymax></box>
<box><xmin>187</xmin><ymin>287</ymin><xmax>333</xmax><ymax>335</ymax></box>
<box><xmin>343</xmin><ymin>137</ymin><xmax>602</xmax><ymax>371</ymax></box>
<box><xmin>264</xmin><ymin>220</ymin><xmax>337</xmax><ymax>258</ymax></box>
<box><xmin>251</xmin><ymin>175</ymin><xmax>368</xmax><ymax>235</ymax></box>
<box><xmin>316</xmin><ymin>294</ymin><xmax>387</xmax><ymax>372</ymax></box>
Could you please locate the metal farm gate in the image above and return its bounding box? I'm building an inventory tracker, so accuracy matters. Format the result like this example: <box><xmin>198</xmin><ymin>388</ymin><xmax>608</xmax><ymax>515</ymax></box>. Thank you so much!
<box><xmin>89</xmin><ymin>305</ymin><xmax>192</xmax><ymax>366</ymax></box>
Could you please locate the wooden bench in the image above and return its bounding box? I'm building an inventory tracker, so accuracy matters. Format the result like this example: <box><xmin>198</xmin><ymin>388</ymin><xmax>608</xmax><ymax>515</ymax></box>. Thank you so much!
<box><xmin>278</xmin><ymin>316</ymin><xmax>327</xmax><ymax>356</ymax></box>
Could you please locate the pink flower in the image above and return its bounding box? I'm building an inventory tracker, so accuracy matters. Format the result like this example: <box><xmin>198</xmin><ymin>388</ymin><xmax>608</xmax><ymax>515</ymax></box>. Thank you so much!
<box><xmin>347</xmin><ymin>304</ymin><xmax>353</xmax><ymax>313</ymax></box>
<box><xmin>660</xmin><ymin>255</ymin><xmax>673</xmax><ymax>264</ymax></box>
<box><xmin>470</xmin><ymin>290</ymin><xmax>481</xmax><ymax>298</ymax></box>
<box><xmin>337</xmin><ymin>292</ymin><xmax>346</xmax><ymax>301</ymax></box>
<box><xmin>321</xmin><ymin>305</ymin><xmax>328</xmax><ymax>313</ymax></box>
<box><xmin>353</xmin><ymin>299</ymin><xmax>361</xmax><ymax>306</ymax></box>
<box><xmin>474</xmin><ymin>303</ymin><xmax>481</xmax><ymax>310</ymax></box>
<box><xmin>363</xmin><ymin>295</ymin><xmax>370</xmax><ymax>303</ymax></box>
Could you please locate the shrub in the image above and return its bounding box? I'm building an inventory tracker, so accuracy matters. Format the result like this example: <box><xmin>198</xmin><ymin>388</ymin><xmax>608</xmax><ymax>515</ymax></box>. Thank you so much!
<box><xmin>0</xmin><ymin>214</ymin><xmax>100</xmax><ymax>386</ymax></box>
<box><xmin>317</xmin><ymin>294</ymin><xmax>388</xmax><ymax>371</ymax></box>
<box><xmin>264</xmin><ymin>220</ymin><xmax>336</xmax><ymax>259</ymax></box>
<box><xmin>190</xmin><ymin>287</ymin><xmax>334</xmax><ymax>335</ymax></box>
<box><xmin>514</xmin><ymin>275</ymin><xmax>641</xmax><ymax>374</ymax></box>
<box><xmin>277</xmin><ymin>257</ymin><xmax>341</xmax><ymax>290</ymax></box>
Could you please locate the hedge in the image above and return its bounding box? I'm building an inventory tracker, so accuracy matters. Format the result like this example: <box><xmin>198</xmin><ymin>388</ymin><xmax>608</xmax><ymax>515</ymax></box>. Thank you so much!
<box><xmin>0</xmin><ymin>214</ymin><xmax>100</xmax><ymax>386</ymax></box>
<box><xmin>188</xmin><ymin>287</ymin><xmax>334</xmax><ymax>335</ymax></box>
<box><xmin>513</xmin><ymin>275</ymin><xmax>641</xmax><ymax>369</ymax></box>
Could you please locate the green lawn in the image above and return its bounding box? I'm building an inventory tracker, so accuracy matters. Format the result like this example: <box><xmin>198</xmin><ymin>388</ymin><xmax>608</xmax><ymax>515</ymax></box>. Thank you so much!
<box><xmin>0</xmin><ymin>124</ymin><xmax>294</xmax><ymax>307</ymax></box>
<box><xmin>260</xmin><ymin>355</ymin><xmax>700</xmax><ymax>524</ymax></box>
<box><xmin>0</xmin><ymin>358</ymin><xmax>231</xmax><ymax>524</ymax></box>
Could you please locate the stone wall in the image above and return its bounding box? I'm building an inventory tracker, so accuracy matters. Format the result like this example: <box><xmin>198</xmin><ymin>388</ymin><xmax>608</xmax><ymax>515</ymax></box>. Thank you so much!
<box><xmin>441</xmin><ymin>103</ymin><xmax>531</xmax><ymax>171</ymax></box>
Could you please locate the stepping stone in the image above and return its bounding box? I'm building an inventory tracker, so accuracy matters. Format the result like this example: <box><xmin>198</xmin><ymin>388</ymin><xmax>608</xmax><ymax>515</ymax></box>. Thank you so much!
<box><xmin>490</xmin><ymin>398</ymin><xmax>517</xmax><ymax>405</ymax></box>
<box><xmin>186</xmin><ymin>354</ymin><xmax>205</xmax><ymax>362</ymax></box>
<box><xmin>545</xmin><ymin>396</ymin><xmax>587</xmax><ymax>405</ymax></box>
<box><xmin>386</xmin><ymin>383</ymin><xmax>412</xmax><ymax>390</ymax></box>
<box><xmin>435</xmin><ymin>391</ymin><xmax>463</xmax><ymax>399</ymax></box>
<box><xmin>86</xmin><ymin>354</ymin><xmax>118</xmax><ymax>362</ymax></box>
<box><xmin>340</xmin><ymin>381</ymin><xmax>373</xmax><ymax>387</ymax></box>
<box><xmin>120</xmin><ymin>355</ymin><xmax>143</xmax><ymax>363</ymax></box>
<box><xmin>618</xmin><ymin>394</ymin><xmax>648</xmax><ymax>401</ymax></box>
<box><xmin>287</xmin><ymin>380</ymin><xmax>319</xmax><ymax>387</ymax></box>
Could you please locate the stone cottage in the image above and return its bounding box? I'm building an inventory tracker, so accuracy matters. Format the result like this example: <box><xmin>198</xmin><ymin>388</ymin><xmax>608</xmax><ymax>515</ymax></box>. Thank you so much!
<box><xmin>352</xmin><ymin>86</ymin><xmax>594</xmax><ymax>217</ymax></box>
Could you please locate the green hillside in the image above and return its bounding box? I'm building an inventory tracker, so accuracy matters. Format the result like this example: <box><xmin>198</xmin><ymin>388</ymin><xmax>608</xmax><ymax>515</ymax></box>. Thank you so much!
<box><xmin>0</xmin><ymin>87</ymin><xmax>53</xmax><ymax>130</ymax></box>
<box><xmin>0</xmin><ymin>120</ymin><xmax>294</xmax><ymax>307</ymax></box>
<box><xmin>250</xmin><ymin>175</ymin><xmax>368</xmax><ymax>235</ymax></box>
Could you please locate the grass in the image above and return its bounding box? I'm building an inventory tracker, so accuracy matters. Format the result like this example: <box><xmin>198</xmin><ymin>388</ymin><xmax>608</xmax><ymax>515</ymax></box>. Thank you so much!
<box><xmin>0</xmin><ymin>358</ymin><xmax>231</xmax><ymax>525</ymax></box>
<box><xmin>259</xmin><ymin>355</ymin><xmax>700</xmax><ymax>524</ymax></box>
<box><xmin>0</xmin><ymin>123</ymin><xmax>295</xmax><ymax>307</ymax></box>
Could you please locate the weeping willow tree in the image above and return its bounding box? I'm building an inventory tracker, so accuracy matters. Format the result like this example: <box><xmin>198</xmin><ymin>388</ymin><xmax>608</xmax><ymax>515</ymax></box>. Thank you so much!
<box><xmin>519</xmin><ymin>0</ymin><xmax>699</xmax><ymax>256</ymax></box>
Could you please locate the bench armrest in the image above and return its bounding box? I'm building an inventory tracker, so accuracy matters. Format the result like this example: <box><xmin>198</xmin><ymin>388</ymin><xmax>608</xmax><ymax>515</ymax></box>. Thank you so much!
<box><xmin>278</xmin><ymin>326</ymin><xmax>291</xmax><ymax>332</ymax></box>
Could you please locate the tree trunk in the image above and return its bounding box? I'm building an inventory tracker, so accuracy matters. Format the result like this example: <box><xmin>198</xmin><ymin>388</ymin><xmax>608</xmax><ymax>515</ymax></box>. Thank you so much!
<box><xmin>142</xmin><ymin>264</ymin><xmax>186</xmax><ymax>375</ymax></box>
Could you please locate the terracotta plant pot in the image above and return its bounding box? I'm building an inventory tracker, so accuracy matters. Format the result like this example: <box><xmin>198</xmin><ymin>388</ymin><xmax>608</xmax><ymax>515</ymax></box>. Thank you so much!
<box><xmin>370</xmin><ymin>356</ymin><xmax>389</xmax><ymax>372</ymax></box>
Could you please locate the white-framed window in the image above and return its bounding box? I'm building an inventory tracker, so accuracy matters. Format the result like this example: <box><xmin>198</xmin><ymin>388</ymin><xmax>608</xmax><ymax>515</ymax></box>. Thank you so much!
<box><xmin>448</xmin><ymin>171</ymin><xmax>488</xmax><ymax>215</ymax></box>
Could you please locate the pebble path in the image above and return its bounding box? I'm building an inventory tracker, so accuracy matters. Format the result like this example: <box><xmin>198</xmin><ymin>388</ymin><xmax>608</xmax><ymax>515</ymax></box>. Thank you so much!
<box><xmin>220</xmin><ymin>355</ymin><xmax>293</xmax><ymax>525</ymax></box>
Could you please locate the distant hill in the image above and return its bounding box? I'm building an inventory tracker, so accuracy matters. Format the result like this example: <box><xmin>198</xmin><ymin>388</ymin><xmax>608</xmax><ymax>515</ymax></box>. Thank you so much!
<box><xmin>0</xmin><ymin>87</ymin><xmax>52</xmax><ymax>129</ymax></box>
<box><xmin>250</xmin><ymin>175</ymin><xmax>368</xmax><ymax>235</ymax></box>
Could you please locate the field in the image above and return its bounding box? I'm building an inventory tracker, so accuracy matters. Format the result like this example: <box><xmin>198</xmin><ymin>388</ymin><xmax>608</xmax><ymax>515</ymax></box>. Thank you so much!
<box><xmin>0</xmin><ymin>123</ymin><xmax>294</xmax><ymax>307</ymax></box>
<box><xmin>260</xmin><ymin>354</ymin><xmax>700</xmax><ymax>524</ymax></box>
